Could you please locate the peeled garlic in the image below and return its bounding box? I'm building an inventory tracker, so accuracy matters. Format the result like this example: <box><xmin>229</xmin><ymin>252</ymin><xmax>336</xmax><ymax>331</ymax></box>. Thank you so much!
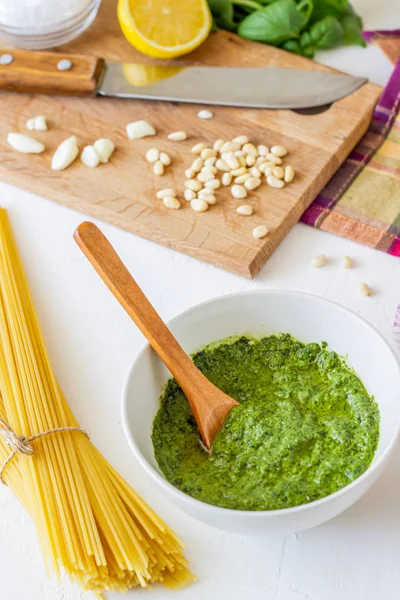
<box><xmin>7</xmin><ymin>133</ymin><xmax>45</xmax><ymax>154</ymax></box>
<box><xmin>126</xmin><ymin>120</ymin><xmax>156</xmax><ymax>140</ymax></box>
<box><xmin>26</xmin><ymin>115</ymin><xmax>48</xmax><ymax>131</ymax></box>
<box><xmin>92</xmin><ymin>138</ymin><xmax>115</xmax><ymax>163</ymax></box>
<box><xmin>51</xmin><ymin>136</ymin><xmax>79</xmax><ymax>170</ymax></box>
<box><xmin>81</xmin><ymin>145</ymin><xmax>100</xmax><ymax>168</ymax></box>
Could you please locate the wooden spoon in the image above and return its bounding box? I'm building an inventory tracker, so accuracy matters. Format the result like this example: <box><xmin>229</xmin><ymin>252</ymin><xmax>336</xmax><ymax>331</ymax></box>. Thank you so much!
<box><xmin>74</xmin><ymin>222</ymin><xmax>239</xmax><ymax>450</ymax></box>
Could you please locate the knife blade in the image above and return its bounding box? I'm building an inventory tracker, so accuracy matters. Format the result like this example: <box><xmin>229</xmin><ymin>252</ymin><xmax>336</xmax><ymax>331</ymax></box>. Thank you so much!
<box><xmin>0</xmin><ymin>49</ymin><xmax>367</xmax><ymax>110</ymax></box>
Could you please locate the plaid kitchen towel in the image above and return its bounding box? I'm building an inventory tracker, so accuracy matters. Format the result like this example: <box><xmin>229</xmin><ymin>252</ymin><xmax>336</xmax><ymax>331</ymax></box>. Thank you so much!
<box><xmin>301</xmin><ymin>43</ymin><xmax>400</xmax><ymax>257</ymax></box>
<box><xmin>363</xmin><ymin>29</ymin><xmax>400</xmax><ymax>65</ymax></box>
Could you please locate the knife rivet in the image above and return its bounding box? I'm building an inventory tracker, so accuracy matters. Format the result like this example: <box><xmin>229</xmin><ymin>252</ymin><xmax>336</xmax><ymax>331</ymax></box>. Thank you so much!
<box><xmin>57</xmin><ymin>59</ymin><xmax>72</xmax><ymax>71</ymax></box>
<box><xmin>0</xmin><ymin>53</ymin><xmax>14</xmax><ymax>65</ymax></box>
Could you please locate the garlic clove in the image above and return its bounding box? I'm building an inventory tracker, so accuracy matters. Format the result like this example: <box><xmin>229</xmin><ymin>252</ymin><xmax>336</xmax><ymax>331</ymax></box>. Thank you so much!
<box><xmin>51</xmin><ymin>136</ymin><xmax>79</xmax><ymax>171</ymax></box>
<box><xmin>126</xmin><ymin>120</ymin><xmax>156</xmax><ymax>140</ymax></box>
<box><xmin>93</xmin><ymin>138</ymin><xmax>115</xmax><ymax>163</ymax></box>
<box><xmin>7</xmin><ymin>133</ymin><xmax>45</xmax><ymax>154</ymax></box>
<box><xmin>81</xmin><ymin>145</ymin><xmax>100</xmax><ymax>168</ymax></box>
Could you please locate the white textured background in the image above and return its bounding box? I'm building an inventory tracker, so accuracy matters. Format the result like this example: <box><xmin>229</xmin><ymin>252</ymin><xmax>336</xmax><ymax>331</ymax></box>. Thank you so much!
<box><xmin>1</xmin><ymin>1</ymin><xmax>400</xmax><ymax>598</ymax></box>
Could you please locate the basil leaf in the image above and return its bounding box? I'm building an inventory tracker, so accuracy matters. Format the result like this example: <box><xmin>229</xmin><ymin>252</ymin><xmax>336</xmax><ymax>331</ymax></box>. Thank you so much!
<box><xmin>207</xmin><ymin>0</ymin><xmax>237</xmax><ymax>30</ymax></box>
<box><xmin>309</xmin><ymin>15</ymin><xmax>343</xmax><ymax>48</ymax></box>
<box><xmin>310</xmin><ymin>0</ymin><xmax>348</xmax><ymax>23</ymax></box>
<box><xmin>281</xmin><ymin>39</ymin><xmax>303</xmax><ymax>54</ymax></box>
<box><xmin>237</xmin><ymin>0</ymin><xmax>309</xmax><ymax>44</ymax></box>
<box><xmin>339</xmin><ymin>4</ymin><xmax>365</xmax><ymax>46</ymax></box>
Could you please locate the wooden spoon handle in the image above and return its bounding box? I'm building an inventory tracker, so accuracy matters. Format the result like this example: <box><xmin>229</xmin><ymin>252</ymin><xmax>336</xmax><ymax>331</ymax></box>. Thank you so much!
<box><xmin>0</xmin><ymin>49</ymin><xmax>104</xmax><ymax>96</ymax></box>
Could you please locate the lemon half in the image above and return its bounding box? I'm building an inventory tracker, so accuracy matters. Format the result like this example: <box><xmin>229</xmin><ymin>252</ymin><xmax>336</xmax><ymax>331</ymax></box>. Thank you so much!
<box><xmin>117</xmin><ymin>0</ymin><xmax>212</xmax><ymax>59</ymax></box>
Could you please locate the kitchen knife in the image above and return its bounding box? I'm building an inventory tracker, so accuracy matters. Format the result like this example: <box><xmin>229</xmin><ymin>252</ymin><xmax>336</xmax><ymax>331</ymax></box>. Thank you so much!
<box><xmin>0</xmin><ymin>49</ymin><xmax>367</xmax><ymax>110</ymax></box>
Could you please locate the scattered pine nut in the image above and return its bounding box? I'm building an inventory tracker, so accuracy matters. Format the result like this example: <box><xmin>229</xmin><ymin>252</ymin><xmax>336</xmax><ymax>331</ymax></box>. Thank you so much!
<box><xmin>191</xmin><ymin>157</ymin><xmax>203</xmax><ymax>172</ymax></box>
<box><xmin>216</xmin><ymin>158</ymin><xmax>230</xmax><ymax>172</ymax></box>
<box><xmin>81</xmin><ymin>145</ymin><xmax>100</xmax><ymax>168</ymax></box>
<box><xmin>231</xmin><ymin>166</ymin><xmax>247</xmax><ymax>177</ymax></box>
<box><xmin>245</xmin><ymin>154</ymin><xmax>256</xmax><ymax>167</ymax></box>
<box><xmin>197</xmin><ymin>109</ymin><xmax>214</xmax><ymax>119</ymax></box>
<box><xmin>235</xmin><ymin>173</ymin><xmax>251</xmax><ymax>184</ymax></box>
<box><xmin>201</xmin><ymin>148</ymin><xmax>217</xmax><ymax>160</ymax></box>
<box><xmin>93</xmin><ymin>138</ymin><xmax>115</xmax><ymax>163</ymax></box>
<box><xmin>204</xmin><ymin>156</ymin><xmax>217</xmax><ymax>167</ymax></box>
<box><xmin>231</xmin><ymin>184</ymin><xmax>247</xmax><ymax>199</ymax></box>
<box><xmin>311</xmin><ymin>254</ymin><xmax>327</xmax><ymax>268</ymax></box>
<box><xmin>257</xmin><ymin>144</ymin><xmax>269</xmax><ymax>156</ymax></box>
<box><xmin>233</xmin><ymin>135</ymin><xmax>250</xmax><ymax>145</ymax></box>
<box><xmin>272</xmin><ymin>166</ymin><xmax>284</xmax><ymax>179</ymax></box>
<box><xmin>358</xmin><ymin>283</ymin><xmax>371</xmax><ymax>296</ymax></box>
<box><xmin>184</xmin><ymin>189</ymin><xmax>196</xmax><ymax>201</ymax></box>
<box><xmin>271</xmin><ymin>145</ymin><xmax>287</xmax><ymax>157</ymax></box>
<box><xmin>191</xmin><ymin>142</ymin><xmax>207</xmax><ymax>154</ymax></box>
<box><xmin>284</xmin><ymin>165</ymin><xmax>295</xmax><ymax>183</ymax></box>
<box><xmin>197</xmin><ymin>169</ymin><xmax>215</xmax><ymax>183</ymax></box>
<box><xmin>249</xmin><ymin>167</ymin><xmax>261</xmax><ymax>178</ymax></box>
<box><xmin>245</xmin><ymin>177</ymin><xmax>261</xmax><ymax>191</ymax></box>
<box><xmin>51</xmin><ymin>136</ymin><xmax>78</xmax><ymax>170</ymax></box>
<box><xmin>237</xmin><ymin>154</ymin><xmax>247</xmax><ymax>168</ymax></box>
<box><xmin>157</xmin><ymin>188</ymin><xmax>176</xmax><ymax>199</ymax></box>
<box><xmin>146</xmin><ymin>148</ymin><xmax>160</xmax><ymax>163</ymax></box>
<box><xmin>204</xmin><ymin>194</ymin><xmax>217</xmax><ymax>205</ymax></box>
<box><xmin>242</xmin><ymin>143</ymin><xmax>257</xmax><ymax>156</ymax></box>
<box><xmin>213</xmin><ymin>139</ymin><xmax>224</xmax><ymax>151</ymax></box>
<box><xmin>153</xmin><ymin>160</ymin><xmax>164</xmax><ymax>176</ymax></box>
<box><xmin>205</xmin><ymin>178</ymin><xmax>221</xmax><ymax>190</ymax></box>
<box><xmin>237</xmin><ymin>204</ymin><xmax>253</xmax><ymax>216</ymax></box>
<box><xmin>266</xmin><ymin>152</ymin><xmax>283</xmax><ymax>165</ymax></box>
<box><xmin>7</xmin><ymin>133</ymin><xmax>45</xmax><ymax>154</ymax></box>
<box><xmin>252</xmin><ymin>225</ymin><xmax>268</xmax><ymax>239</ymax></box>
<box><xmin>168</xmin><ymin>131</ymin><xmax>187</xmax><ymax>141</ymax></box>
<box><xmin>343</xmin><ymin>255</ymin><xmax>352</xmax><ymax>269</ymax></box>
<box><xmin>185</xmin><ymin>179</ymin><xmax>202</xmax><ymax>192</ymax></box>
<box><xmin>198</xmin><ymin>188</ymin><xmax>216</xmax><ymax>200</ymax></box>
<box><xmin>225</xmin><ymin>152</ymin><xmax>240</xmax><ymax>170</ymax></box>
<box><xmin>222</xmin><ymin>172</ymin><xmax>232</xmax><ymax>186</ymax></box>
<box><xmin>191</xmin><ymin>198</ymin><xmax>209</xmax><ymax>212</ymax></box>
<box><xmin>266</xmin><ymin>175</ymin><xmax>285</xmax><ymax>189</ymax></box>
<box><xmin>185</xmin><ymin>168</ymin><xmax>196</xmax><ymax>179</ymax></box>
<box><xmin>234</xmin><ymin>150</ymin><xmax>246</xmax><ymax>157</ymax></box>
<box><xmin>163</xmin><ymin>196</ymin><xmax>181</xmax><ymax>209</ymax></box>
<box><xmin>159</xmin><ymin>151</ymin><xmax>171</xmax><ymax>166</ymax></box>
<box><xmin>258</xmin><ymin>161</ymin><xmax>275</xmax><ymax>173</ymax></box>
<box><xmin>221</xmin><ymin>141</ymin><xmax>241</xmax><ymax>153</ymax></box>
<box><xmin>126</xmin><ymin>120</ymin><xmax>156</xmax><ymax>140</ymax></box>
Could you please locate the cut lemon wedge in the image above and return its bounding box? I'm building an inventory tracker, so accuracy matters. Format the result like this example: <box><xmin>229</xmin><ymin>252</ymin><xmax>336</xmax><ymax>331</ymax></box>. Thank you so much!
<box><xmin>117</xmin><ymin>0</ymin><xmax>212</xmax><ymax>59</ymax></box>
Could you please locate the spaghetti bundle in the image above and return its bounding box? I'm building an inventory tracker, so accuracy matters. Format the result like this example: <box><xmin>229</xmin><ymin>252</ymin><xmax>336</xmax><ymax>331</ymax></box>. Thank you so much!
<box><xmin>0</xmin><ymin>210</ymin><xmax>193</xmax><ymax>595</ymax></box>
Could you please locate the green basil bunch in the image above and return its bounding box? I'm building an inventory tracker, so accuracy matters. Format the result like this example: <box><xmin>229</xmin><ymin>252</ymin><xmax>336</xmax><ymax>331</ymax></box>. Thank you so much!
<box><xmin>207</xmin><ymin>0</ymin><xmax>365</xmax><ymax>58</ymax></box>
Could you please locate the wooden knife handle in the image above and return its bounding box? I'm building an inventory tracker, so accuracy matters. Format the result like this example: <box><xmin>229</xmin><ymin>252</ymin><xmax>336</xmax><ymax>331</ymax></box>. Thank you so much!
<box><xmin>0</xmin><ymin>49</ymin><xmax>104</xmax><ymax>96</ymax></box>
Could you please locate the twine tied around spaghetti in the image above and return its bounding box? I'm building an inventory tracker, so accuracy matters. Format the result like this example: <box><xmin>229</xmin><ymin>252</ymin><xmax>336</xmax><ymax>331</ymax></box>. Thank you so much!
<box><xmin>0</xmin><ymin>418</ymin><xmax>89</xmax><ymax>485</ymax></box>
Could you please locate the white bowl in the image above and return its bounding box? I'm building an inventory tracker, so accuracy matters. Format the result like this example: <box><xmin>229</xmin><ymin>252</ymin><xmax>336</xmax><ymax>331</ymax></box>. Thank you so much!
<box><xmin>121</xmin><ymin>290</ymin><xmax>400</xmax><ymax>535</ymax></box>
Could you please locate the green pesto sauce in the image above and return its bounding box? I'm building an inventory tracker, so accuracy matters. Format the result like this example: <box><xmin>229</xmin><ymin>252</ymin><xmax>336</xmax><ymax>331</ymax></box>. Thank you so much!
<box><xmin>152</xmin><ymin>334</ymin><xmax>379</xmax><ymax>511</ymax></box>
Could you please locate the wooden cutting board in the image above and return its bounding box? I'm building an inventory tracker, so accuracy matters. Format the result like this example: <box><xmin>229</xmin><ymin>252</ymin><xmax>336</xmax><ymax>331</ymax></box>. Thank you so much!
<box><xmin>0</xmin><ymin>0</ymin><xmax>381</xmax><ymax>278</ymax></box>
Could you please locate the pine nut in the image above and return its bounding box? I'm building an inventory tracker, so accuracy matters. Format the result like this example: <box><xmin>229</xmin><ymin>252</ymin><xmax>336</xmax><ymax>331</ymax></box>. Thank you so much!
<box><xmin>191</xmin><ymin>157</ymin><xmax>203</xmax><ymax>172</ymax></box>
<box><xmin>197</xmin><ymin>169</ymin><xmax>215</xmax><ymax>183</ymax></box>
<box><xmin>184</xmin><ymin>189</ymin><xmax>196</xmax><ymax>201</ymax></box>
<box><xmin>230</xmin><ymin>167</ymin><xmax>247</xmax><ymax>176</ymax></box>
<box><xmin>153</xmin><ymin>160</ymin><xmax>164</xmax><ymax>176</ymax></box>
<box><xmin>159</xmin><ymin>151</ymin><xmax>171</xmax><ymax>166</ymax></box>
<box><xmin>231</xmin><ymin>184</ymin><xmax>247</xmax><ymax>199</ymax></box>
<box><xmin>312</xmin><ymin>255</ymin><xmax>327</xmax><ymax>267</ymax></box>
<box><xmin>216</xmin><ymin>158</ymin><xmax>230</xmax><ymax>172</ymax></box>
<box><xmin>205</xmin><ymin>178</ymin><xmax>221</xmax><ymax>190</ymax></box>
<box><xmin>237</xmin><ymin>155</ymin><xmax>247</xmax><ymax>167</ymax></box>
<box><xmin>232</xmin><ymin>135</ymin><xmax>250</xmax><ymax>145</ymax></box>
<box><xmin>250</xmin><ymin>167</ymin><xmax>261</xmax><ymax>178</ymax></box>
<box><xmin>163</xmin><ymin>196</ymin><xmax>180</xmax><ymax>209</ymax></box>
<box><xmin>221</xmin><ymin>172</ymin><xmax>232</xmax><ymax>186</ymax></box>
<box><xmin>213</xmin><ymin>138</ymin><xmax>225</xmax><ymax>151</ymax></box>
<box><xmin>258</xmin><ymin>161</ymin><xmax>275</xmax><ymax>173</ymax></box>
<box><xmin>266</xmin><ymin>153</ymin><xmax>283</xmax><ymax>165</ymax></box>
<box><xmin>157</xmin><ymin>188</ymin><xmax>176</xmax><ymax>199</ymax></box>
<box><xmin>266</xmin><ymin>175</ymin><xmax>285</xmax><ymax>189</ymax></box>
<box><xmin>204</xmin><ymin>156</ymin><xmax>217</xmax><ymax>167</ymax></box>
<box><xmin>271</xmin><ymin>145</ymin><xmax>287</xmax><ymax>157</ymax></box>
<box><xmin>168</xmin><ymin>130</ymin><xmax>187</xmax><ymax>141</ymax></box>
<box><xmin>191</xmin><ymin>198</ymin><xmax>208</xmax><ymax>212</ymax></box>
<box><xmin>234</xmin><ymin>150</ymin><xmax>246</xmax><ymax>157</ymax></box>
<box><xmin>284</xmin><ymin>165</ymin><xmax>295</xmax><ymax>183</ymax></box>
<box><xmin>343</xmin><ymin>255</ymin><xmax>352</xmax><ymax>268</ymax></box>
<box><xmin>81</xmin><ymin>145</ymin><xmax>100</xmax><ymax>168</ymax></box>
<box><xmin>257</xmin><ymin>144</ymin><xmax>269</xmax><ymax>156</ymax></box>
<box><xmin>272</xmin><ymin>166</ymin><xmax>284</xmax><ymax>179</ymax></box>
<box><xmin>93</xmin><ymin>138</ymin><xmax>115</xmax><ymax>163</ymax></box>
<box><xmin>242</xmin><ymin>143</ymin><xmax>257</xmax><ymax>156</ymax></box>
<box><xmin>126</xmin><ymin>120</ymin><xmax>156</xmax><ymax>139</ymax></box>
<box><xmin>235</xmin><ymin>173</ymin><xmax>251</xmax><ymax>184</ymax></box>
<box><xmin>221</xmin><ymin>141</ymin><xmax>240</xmax><ymax>153</ymax></box>
<box><xmin>246</xmin><ymin>154</ymin><xmax>256</xmax><ymax>167</ymax></box>
<box><xmin>264</xmin><ymin>167</ymin><xmax>273</xmax><ymax>177</ymax></box>
<box><xmin>8</xmin><ymin>133</ymin><xmax>45</xmax><ymax>154</ymax></box>
<box><xmin>145</xmin><ymin>147</ymin><xmax>159</xmax><ymax>163</ymax></box>
<box><xmin>201</xmin><ymin>148</ymin><xmax>217</xmax><ymax>160</ymax></box>
<box><xmin>358</xmin><ymin>283</ymin><xmax>371</xmax><ymax>296</ymax></box>
<box><xmin>204</xmin><ymin>194</ymin><xmax>217</xmax><ymax>205</ymax></box>
<box><xmin>225</xmin><ymin>152</ymin><xmax>240</xmax><ymax>170</ymax></box>
<box><xmin>245</xmin><ymin>177</ymin><xmax>261</xmax><ymax>191</ymax></box>
<box><xmin>252</xmin><ymin>225</ymin><xmax>268</xmax><ymax>239</ymax></box>
<box><xmin>185</xmin><ymin>179</ymin><xmax>202</xmax><ymax>191</ymax></box>
<box><xmin>191</xmin><ymin>142</ymin><xmax>207</xmax><ymax>154</ymax></box>
<box><xmin>237</xmin><ymin>204</ymin><xmax>253</xmax><ymax>216</ymax></box>
<box><xmin>185</xmin><ymin>168</ymin><xmax>196</xmax><ymax>179</ymax></box>
<box><xmin>198</xmin><ymin>188</ymin><xmax>215</xmax><ymax>200</ymax></box>
<box><xmin>197</xmin><ymin>109</ymin><xmax>214</xmax><ymax>119</ymax></box>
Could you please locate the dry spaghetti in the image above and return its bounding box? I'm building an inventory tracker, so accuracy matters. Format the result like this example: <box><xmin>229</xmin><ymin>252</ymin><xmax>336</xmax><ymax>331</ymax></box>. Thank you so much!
<box><xmin>0</xmin><ymin>209</ymin><xmax>194</xmax><ymax>595</ymax></box>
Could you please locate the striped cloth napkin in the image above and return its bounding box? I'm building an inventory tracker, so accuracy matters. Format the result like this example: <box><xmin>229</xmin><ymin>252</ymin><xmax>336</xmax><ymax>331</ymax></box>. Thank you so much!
<box><xmin>301</xmin><ymin>34</ymin><xmax>400</xmax><ymax>257</ymax></box>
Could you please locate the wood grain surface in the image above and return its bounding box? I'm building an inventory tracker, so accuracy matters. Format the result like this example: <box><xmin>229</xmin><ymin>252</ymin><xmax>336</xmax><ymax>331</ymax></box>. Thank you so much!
<box><xmin>0</xmin><ymin>0</ymin><xmax>382</xmax><ymax>278</ymax></box>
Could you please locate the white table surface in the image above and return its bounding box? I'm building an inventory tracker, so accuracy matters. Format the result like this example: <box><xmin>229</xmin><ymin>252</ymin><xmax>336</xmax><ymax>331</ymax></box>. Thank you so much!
<box><xmin>1</xmin><ymin>2</ymin><xmax>400</xmax><ymax>598</ymax></box>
